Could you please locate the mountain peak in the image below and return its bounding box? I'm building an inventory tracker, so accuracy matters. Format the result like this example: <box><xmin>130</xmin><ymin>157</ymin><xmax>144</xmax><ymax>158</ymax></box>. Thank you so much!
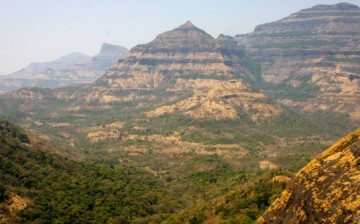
<box><xmin>97</xmin><ymin>19</ymin><xmax>247</xmax><ymax>90</ymax></box>
<box><xmin>178</xmin><ymin>20</ymin><xmax>196</xmax><ymax>29</ymax></box>
<box><xmin>172</xmin><ymin>20</ymin><xmax>207</xmax><ymax>34</ymax></box>
<box><xmin>132</xmin><ymin>20</ymin><xmax>215</xmax><ymax>50</ymax></box>
<box><xmin>101</xmin><ymin>42</ymin><xmax>117</xmax><ymax>49</ymax></box>
<box><xmin>98</xmin><ymin>43</ymin><xmax>128</xmax><ymax>55</ymax></box>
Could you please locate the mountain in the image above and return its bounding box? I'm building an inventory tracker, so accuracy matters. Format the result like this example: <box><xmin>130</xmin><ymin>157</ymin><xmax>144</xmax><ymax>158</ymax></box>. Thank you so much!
<box><xmin>258</xmin><ymin>127</ymin><xmax>360</xmax><ymax>223</ymax></box>
<box><xmin>237</xmin><ymin>2</ymin><xmax>360</xmax><ymax>121</ymax></box>
<box><xmin>0</xmin><ymin>20</ymin><xmax>353</xmax><ymax>158</ymax></box>
<box><xmin>0</xmin><ymin>53</ymin><xmax>92</xmax><ymax>92</ymax></box>
<box><xmin>1</xmin><ymin>5</ymin><xmax>360</xmax><ymax>223</ymax></box>
<box><xmin>97</xmin><ymin>20</ymin><xmax>246</xmax><ymax>89</ymax></box>
<box><xmin>0</xmin><ymin>43</ymin><xmax>128</xmax><ymax>93</ymax></box>
<box><xmin>87</xmin><ymin>21</ymin><xmax>282</xmax><ymax>121</ymax></box>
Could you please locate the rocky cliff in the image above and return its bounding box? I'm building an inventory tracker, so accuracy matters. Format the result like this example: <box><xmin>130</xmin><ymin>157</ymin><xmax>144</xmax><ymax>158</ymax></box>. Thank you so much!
<box><xmin>0</xmin><ymin>44</ymin><xmax>128</xmax><ymax>92</ymax></box>
<box><xmin>238</xmin><ymin>2</ymin><xmax>360</xmax><ymax>121</ymax></box>
<box><xmin>258</xmin><ymin>127</ymin><xmax>360</xmax><ymax>223</ymax></box>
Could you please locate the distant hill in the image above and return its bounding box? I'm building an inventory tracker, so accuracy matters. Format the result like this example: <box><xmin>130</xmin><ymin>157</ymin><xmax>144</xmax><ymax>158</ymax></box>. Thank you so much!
<box><xmin>0</xmin><ymin>43</ymin><xmax>128</xmax><ymax>93</ymax></box>
<box><xmin>258</xmin><ymin>127</ymin><xmax>360</xmax><ymax>223</ymax></box>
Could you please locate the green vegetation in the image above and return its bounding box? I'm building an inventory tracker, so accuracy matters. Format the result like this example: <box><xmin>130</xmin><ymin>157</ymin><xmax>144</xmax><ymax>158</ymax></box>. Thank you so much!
<box><xmin>1</xmin><ymin>9</ymin><xmax>360</xmax><ymax>223</ymax></box>
<box><xmin>324</xmin><ymin>31</ymin><xmax>360</xmax><ymax>36</ymax></box>
<box><xmin>178</xmin><ymin>73</ymin><xmax>230</xmax><ymax>80</ymax></box>
<box><xmin>343</xmin><ymin>66</ymin><xmax>360</xmax><ymax>73</ymax></box>
<box><xmin>239</xmin><ymin>46</ymin><xmax>263</xmax><ymax>87</ymax></box>
<box><xmin>0</xmin><ymin>119</ymin><xmax>173</xmax><ymax>223</ymax></box>
<box><xmin>252</xmin><ymin>31</ymin><xmax>312</xmax><ymax>38</ymax></box>
<box><xmin>328</xmin><ymin>57</ymin><xmax>360</xmax><ymax>64</ymax></box>
<box><xmin>263</xmin><ymin>74</ymin><xmax>320</xmax><ymax>101</ymax></box>
<box><xmin>295</xmin><ymin>12</ymin><xmax>360</xmax><ymax>18</ymax></box>
<box><xmin>0</xmin><ymin>118</ymin><xmax>295</xmax><ymax>223</ymax></box>
<box><xmin>255</xmin><ymin>40</ymin><xmax>333</xmax><ymax>49</ymax></box>
<box><xmin>165</xmin><ymin>170</ymin><xmax>289</xmax><ymax>223</ymax></box>
<box><xmin>0</xmin><ymin>184</ymin><xmax>7</xmax><ymax>202</ymax></box>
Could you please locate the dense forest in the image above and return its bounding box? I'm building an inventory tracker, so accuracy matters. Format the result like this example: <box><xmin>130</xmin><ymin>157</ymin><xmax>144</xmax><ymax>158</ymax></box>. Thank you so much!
<box><xmin>0</xmin><ymin>118</ymin><xmax>292</xmax><ymax>223</ymax></box>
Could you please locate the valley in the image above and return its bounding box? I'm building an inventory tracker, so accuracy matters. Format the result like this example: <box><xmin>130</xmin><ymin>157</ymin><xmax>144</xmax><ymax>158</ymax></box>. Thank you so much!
<box><xmin>0</xmin><ymin>2</ymin><xmax>359</xmax><ymax>223</ymax></box>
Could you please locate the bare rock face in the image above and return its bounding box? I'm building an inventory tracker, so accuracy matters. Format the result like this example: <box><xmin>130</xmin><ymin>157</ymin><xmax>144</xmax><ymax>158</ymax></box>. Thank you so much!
<box><xmin>0</xmin><ymin>193</ymin><xmax>30</xmax><ymax>224</ymax></box>
<box><xmin>0</xmin><ymin>44</ymin><xmax>128</xmax><ymax>92</ymax></box>
<box><xmin>238</xmin><ymin>3</ymin><xmax>360</xmax><ymax>121</ymax></box>
<box><xmin>258</xmin><ymin>127</ymin><xmax>360</xmax><ymax>224</ymax></box>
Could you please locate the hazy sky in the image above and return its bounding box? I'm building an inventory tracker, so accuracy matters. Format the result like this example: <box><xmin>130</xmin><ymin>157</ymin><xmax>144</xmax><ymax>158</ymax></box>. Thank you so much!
<box><xmin>1</xmin><ymin>0</ymin><xmax>360</xmax><ymax>75</ymax></box>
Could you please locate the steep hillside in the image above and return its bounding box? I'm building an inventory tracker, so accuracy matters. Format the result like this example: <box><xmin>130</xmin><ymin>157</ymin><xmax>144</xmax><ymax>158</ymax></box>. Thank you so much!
<box><xmin>0</xmin><ymin>118</ymin><xmax>180</xmax><ymax>223</ymax></box>
<box><xmin>238</xmin><ymin>2</ymin><xmax>360</xmax><ymax>121</ymax></box>
<box><xmin>0</xmin><ymin>43</ymin><xmax>128</xmax><ymax>92</ymax></box>
<box><xmin>258</xmin><ymin>127</ymin><xmax>360</xmax><ymax>224</ymax></box>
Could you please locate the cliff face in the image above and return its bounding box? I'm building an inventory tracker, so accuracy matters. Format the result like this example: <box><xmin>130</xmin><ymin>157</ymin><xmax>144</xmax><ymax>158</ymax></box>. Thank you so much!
<box><xmin>238</xmin><ymin>3</ymin><xmax>360</xmax><ymax>120</ymax></box>
<box><xmin>0</xmin><ymin>44</ymin><xmax>128</xmax><ymax>92</ymax></box>
<box><xmin>258</xmin><ymin>127</ymin><xmax>360</xmax><ymax>224</ymax></box>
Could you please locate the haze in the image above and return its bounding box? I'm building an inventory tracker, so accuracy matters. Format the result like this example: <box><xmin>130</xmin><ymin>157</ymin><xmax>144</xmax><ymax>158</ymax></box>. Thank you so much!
<box><xmin>1</xmin><ymin>0</ymin><xmax>359</xmax><ymax>75</ymax></box>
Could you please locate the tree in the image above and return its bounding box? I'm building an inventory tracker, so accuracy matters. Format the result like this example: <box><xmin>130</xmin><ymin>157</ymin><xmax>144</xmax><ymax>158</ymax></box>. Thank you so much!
<box><xmin>0</xmin><ymin>184</ymin><xmax>7</xmax><ymax>202</ymax></box>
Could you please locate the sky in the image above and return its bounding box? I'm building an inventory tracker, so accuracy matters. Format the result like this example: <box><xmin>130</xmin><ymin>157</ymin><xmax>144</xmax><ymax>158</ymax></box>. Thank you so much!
<box><xmin>1</xmin><ymin>0</ymin><xmax>360</xmax><ymax>75</ymax></box>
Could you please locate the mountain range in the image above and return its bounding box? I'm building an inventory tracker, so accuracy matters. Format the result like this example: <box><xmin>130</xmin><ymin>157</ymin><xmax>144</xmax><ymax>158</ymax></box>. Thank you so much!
<box><xmin>0</xmin><ymin>2</ymin><xmax>359</xmax><ymax>223</ymax></box>
<box><xmin>0</xmin><ymin>43</ymin><xmax>128</xmax><ymax>93</ymax></box>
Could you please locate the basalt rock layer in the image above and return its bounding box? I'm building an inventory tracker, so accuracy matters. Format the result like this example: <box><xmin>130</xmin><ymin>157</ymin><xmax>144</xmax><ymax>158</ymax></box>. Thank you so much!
<box><xmin>96</xmin><ymin>21</ymin><xmax>246</xmax><ymax>89</ymax></box>
<box><xmin>238</xmin><ymin>3</ymin><xmax>360</xmax><ymax>121</ymax></box>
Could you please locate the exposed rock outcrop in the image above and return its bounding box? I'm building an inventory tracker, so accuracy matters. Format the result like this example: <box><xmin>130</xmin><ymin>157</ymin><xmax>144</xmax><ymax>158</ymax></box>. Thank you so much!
<box><xmin>146</xmin><ymin>79</ymin><xmax>282</xmax><ymax>121</ymax></box>
<box><xmin>0</xmin><ymin>194</ymin><xmax>30</xmax><ymax>224</ymax></box>
<box><xmin>258</xmin><ymin>127</ymin><xmax>360</xmax><ymax>223</ymax></box>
